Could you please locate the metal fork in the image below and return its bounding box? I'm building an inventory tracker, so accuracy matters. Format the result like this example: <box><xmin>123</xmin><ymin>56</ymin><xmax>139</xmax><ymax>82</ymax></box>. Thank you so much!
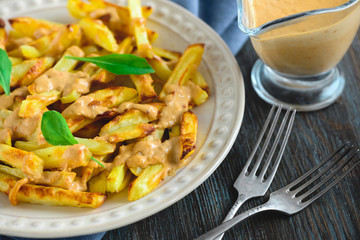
<box><xmin>215</xmin><ymin>105</ymin><xmax>296</xmax><ymax>240</ymax></box>
<box><xmin>196</xmin><ymin>143</ymin><xmax>360</xmax><ymax>240</ymax></box>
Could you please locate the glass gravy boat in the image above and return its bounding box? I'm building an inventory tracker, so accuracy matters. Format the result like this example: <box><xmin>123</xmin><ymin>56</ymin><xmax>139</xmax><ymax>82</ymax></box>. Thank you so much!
<box><xmin>237</xmin><ymin>0</ymin><xmax>360</xmax><ymax>111</ymax></box>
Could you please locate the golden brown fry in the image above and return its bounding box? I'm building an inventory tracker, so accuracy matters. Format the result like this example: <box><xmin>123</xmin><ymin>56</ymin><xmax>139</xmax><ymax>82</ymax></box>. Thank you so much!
<box><xmin>130</xmin><ymin>74</ymin><xmax>157</xmax><ymax>102</ymax></box>
<box><xmin>128</xmin><ymin>0</ymin><xmax>153</xmax><ymax>58</ymax></box>
<box><xmin>11</xmin><ymin>57</ymin><xmax>55</xmax><ymax>88</ymax></box>
<box><xmin>18</xmin><ymin>90</ymin><xmax>61</xmax><ymax>118</ymax></box>
<box><xmin>75</xmin><ymin>137</ymin><xmax>116</xmax><ymax>155</ymax></box>
<box><xmin>79</xmin><ymin>17</ymin><xmax>119</xmax><ymax>52</ymax></box>
<box><xmin>8</xmin><ymin>17</ymin><xmax>61</xmax><ymax>39</ymax></box>
<box><xmin>0</xmin><ymin>172</ymin><xmax>106</xmax><ymax>208</ymax></box>
<box><xmin>106</xmin><ymin>164</ymin><xmax>127</xmax><ymax>193</ymax></box>
<box><xmin>0</xmin><ymin>19</ymin><xmax>7</xmax><ymax>50</ymax></box>
<box><xmin>88</xmin><ymin>169</ymin><xmax>109</xmax><ymax>193</ymax></box>
<box><xmin>159</xmin><ymin>44</ymin><xmax>205</xmax><ymax>99</ymax></box>
<box><xmin>180</xmin><ymin>111</ymin><xmax>197</xmax><ymax>159</ymax></box>
<box><xmin>63</xmin><ymin>86</ymin><xmax>138</xmax><ymax>119</ymax></box>
<box><xmin>33</xmin><ymin>144</ymin><xmax>91</xmax><ymax>170</ymax></box>
<box><xmin>0</xmin><ymin>144</ymin><xmax>44</xmax><ymax>180</ymax></box>
<box><xmin>67</xmin><ymin>0</ymin><xmax>106</xmax><ymax>19</ymax></box>
<box><xmin>100</xmin><ymin>104</ymin><xmax>163</xmax><ymax>136</ymax></box>
<box><xmin>128</xmin><ymin>164</ymin><xmax>164</xmax><ymax>201</ymax></box>
<box><xmin>100</xmin><ymin>123</ymin><xmax>155</xmax><ymax>143</ymax></box>
<box><xmin>153</xmin><ymin>47</ymin><xmax>181</xmax><ymax>61</ymax></box>
<box><xmin>148</xmin><ymin>57</ymin><xmax>172</xmax><ymax>83</ymax></box>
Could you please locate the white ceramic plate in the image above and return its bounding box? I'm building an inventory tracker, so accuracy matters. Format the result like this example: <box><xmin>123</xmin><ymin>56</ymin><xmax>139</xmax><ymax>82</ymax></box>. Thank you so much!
<box><xmin>0</xmin><ymin>0</ymin><xmax>245</xmax><ymax>237</ymax></box>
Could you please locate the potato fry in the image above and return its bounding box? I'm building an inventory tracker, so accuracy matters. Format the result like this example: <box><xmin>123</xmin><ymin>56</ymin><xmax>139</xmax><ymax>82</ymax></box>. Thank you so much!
<box><xmin>180</xmin><ymin>111</ymin><xmax>197</xmax><ymax>159</ymax></box>
<box><xmin>14</xmin><ymin>140</ymin><xmax>50</xmax><ymax>152</ymax></box>
<box><xmin>128</xmin><ymin>164</ymin><xmax>164</xmax><ymax>201</ymax></box>
<box><xmin>53</xmin><ymin>45</ymin><xmax>85</xmax><ymax>72</ymax></box>
<box><xmin>8</xmin><ymin>17</ymin><xmax>61</xmax><ymax>38</ymax></box>
<box><xmin>153</xmin><ymin>47</ymin><xmax>181</xmax><ymax>61</ymax></box>
<box><xmin>0</xmin><ymin>164</ymin><xmax>25</xmax><ymax>178</ymax></box>
<box><xmin>88</xmin><ymin>170</ymin><xmax>109</xmax><ymax>193</ymax></box>
<box><xmin>128</xmin><ymin>0</ymin><xmax>153</xmax><ymax>58</ymax></box>
<box><xmin>9</xmin><ymin>57</ymin><xmax>22</xmax><ymax>66</ymax></box>
<box><xmin>148</xmin><ymin>57</ymin><xmax>172</xmax><ymax>83</ymax></box>
<box><xmin>19</xmin><ymin>45</ymin><xmax>41</xmax><ymax>59</ymax></box>
<box><xmin>100</xmin><ymin>104</ymin><xmax>163</xmax><ymax>136</ymax></box>
<box><xmin>191</xmin><ymin>71</ymin><xmax>210</xmax><ymax>94</ymax></box>
<box><xmin>159</xmin><ymin>44</ymin><xmax>204</xmax><ymax>99</ymax></box>
<box><xmin>11</xmin><ymin>57</ymin><xmax>55</xmax><ymax>87</ymax></box>
<box><xmin>67</xmin><ymin>0</ymin><xmax>106</xmax><ymax>19</ymax></box>
<box><xmin>63</xmin><ymin>86</ymin><xmax>138</xmax><ymax>119</ymax></box>
<box><xmin>79</xmin><ymin>17</ymin><xmax>119</xmax><ymax>52</ymax></box>
<box><xmin>0</xmin><ymin>144</ymin><xmax>44</xmax><ymax>180</ymax></box>
<box><xmin>75</xmin><ymin>137</ymin><xmax>116</xmax><ymax>155</ymax></box>
<box><xmin>130</xmin><ymin>74</ymin><xmax>157</xmax><ymax>102</ymax></box>
<box><xmin>106</xmin><ymin>164</ymin><xmax>127</xmax><ymax>193</ymax></box>
<box><xmin>0</xmin><ymin>19</ymin><xmax>7</xmax><ymax>49</ymax></box>
<box><xmin>101</xmin><ymin>123</ymin><xmax>155</xmax><ymax>143</ymax></box>
<box><xmin>0</xmin><ymin>172</ymin><xmax>106</xmax><ymax>208</ymax></box>
<box><xmin>19</xmin><ymin>90</ymin><xmax>61</xmax><ymax>118</ymax></box>
<box><xmin>32</xmin><ymin>145</ymin><xmax>91</xmax><ymax>170</ymax></box>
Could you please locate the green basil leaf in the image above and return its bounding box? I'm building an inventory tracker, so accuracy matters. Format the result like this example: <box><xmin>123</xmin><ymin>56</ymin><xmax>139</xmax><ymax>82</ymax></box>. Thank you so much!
<box><xmin>41</xmin><ymin>111</ymin><xmax>78</xmax><ymax>146</ymax></box>
<box><xmin>65</xmin><ymin>54</ymin><xmax>155</xmax><ymax>75</ymax></box>
<box><xmin>0</xmin><ymin>49</ymin><xmax>12</xmax><ymax>95</ymax></box>
<box><xmin>41</xmin><ymin>111</ymin><xmax>104</xmax><ymax>167</ymax></box>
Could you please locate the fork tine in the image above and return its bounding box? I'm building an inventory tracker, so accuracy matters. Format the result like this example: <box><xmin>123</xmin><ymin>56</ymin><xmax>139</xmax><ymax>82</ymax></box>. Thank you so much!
<box><xmin>260</xmin><ymin>109</ymin><xmax>296</xmax><ymax>181</ymax></box>
<box><xmin>291</xmin><ymin>144</ymin><xmax>353</xmax><ymax>194</ymax></box>
<box><xmin>249</xmin><ymin>105</ymin><xmax>283</xmax><ymax>176</ymax></box>
<box><xmin>285</xmin><ymin>143</ymin><xmax>351</xmax><ymax>190</ymax></box>
<box><xmin>242</xmin><ymin>105</ymin><xmax>277</xmax><ymax>173</ymax></box>
<box><xmin>297</xmin><ymin>148</ymin><xmax>359</xmax><ymax>202</ymax></box>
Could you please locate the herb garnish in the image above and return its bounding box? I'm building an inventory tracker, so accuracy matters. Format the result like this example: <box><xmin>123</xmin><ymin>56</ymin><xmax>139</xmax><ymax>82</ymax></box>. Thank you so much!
<box><xmin>0</xmin><ymin>49</ymin><xmax>12</xmax><ymax>95</ymax></box>
<box><xmin>41</xmin><ymin>110</ymin><xmax>104</xmax><ymax>167</ymax></box>
<box><xmin>65</xmin><ymin>54</ymin><xmax>154</xmax><ymax>75</ymax></box>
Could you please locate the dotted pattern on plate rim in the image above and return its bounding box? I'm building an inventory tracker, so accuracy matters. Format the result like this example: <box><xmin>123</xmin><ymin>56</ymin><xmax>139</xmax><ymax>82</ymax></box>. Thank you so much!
<box><xmin>0</xmin><ymin>0</ymin><xmax>243</xmax><ymax>235</ymax></box>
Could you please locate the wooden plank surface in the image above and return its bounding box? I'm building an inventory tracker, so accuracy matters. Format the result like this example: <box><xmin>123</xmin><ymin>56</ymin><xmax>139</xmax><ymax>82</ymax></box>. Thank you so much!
<box><xmin>105</xmin><ymin>30</ymin><xmax>360</xmax><ymax>240</ymax></box>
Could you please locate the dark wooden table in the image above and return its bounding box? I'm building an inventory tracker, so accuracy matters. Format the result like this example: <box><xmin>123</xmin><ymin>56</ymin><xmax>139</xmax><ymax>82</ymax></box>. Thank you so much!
<box><xmin>103</xmin><ymin>31</ymin><xmax>360</xmax><ymax>240</ymax></box>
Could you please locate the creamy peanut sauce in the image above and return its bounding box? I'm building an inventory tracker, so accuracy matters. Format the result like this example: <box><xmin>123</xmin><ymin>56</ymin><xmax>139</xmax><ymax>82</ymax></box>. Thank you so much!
<box><xmin>248</xmin><ymin>0</ymin><xmax>360</xmax><ymax>75</ymax></box>
<box><xmin>12</xmin><ymin>37</ymin><xmax>33</xmax><ymax>47</ymax></box>
<box><xmin>3</xmin><ymin>108</ymin><xmax>41</xmax><ymax>140</ymax></box>
<box><xmin>33</xmin><ymin>28</ymin><xmax>53</xmax><ymax>39</ymax></box>
<box><xmin>0</xmin><ymin>87</ymin><xmax>29</xmax><ymax>109</ymax></box>
<box><xmin>33</xmin><ymin>171</ymin><xmax>76</xmax><ymax>189</ymax></box>
<box><xmin>61</xmin><ymin>144</ymin><xmax>90</xmax><ymax>170</ymax></box>
<box><xmin>250</xmin><ymin>0</ymin><xmax>350</xmax><ymax>28</ymax></box>
<box><xmin>61</xmin><ymin>95</ymin><xmax>109</xmax><ymax>119</ymax></box>
<box><xmin>33</xmin><ymin>68</ymin><xmax>91</xmax><ymax>96</ymax></box>
<box><xmin>69</xmin><ymin>179</ymin><xmax>88</xmax><ymax>192</ymax></box>
<box><xmin>158</xmin><ymin>84</ymin><xmax>191</xmax><ymax>129</ymax></box>
<box><xmin>113</xmin><ymin>137</ymin><xmax>183</xmax><ymax>177</ymax></box>
<box><xmin>117</xmin><ymin>102</ymin><xmax>159</xmax><ymax>119</ymax></box>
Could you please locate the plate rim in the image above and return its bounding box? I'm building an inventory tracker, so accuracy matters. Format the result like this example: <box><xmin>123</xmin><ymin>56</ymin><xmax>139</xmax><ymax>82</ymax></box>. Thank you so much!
<box><xmin>0</xmin><ymin>0</ymin><xmax>245</xmax><ymax>237</ymax></box>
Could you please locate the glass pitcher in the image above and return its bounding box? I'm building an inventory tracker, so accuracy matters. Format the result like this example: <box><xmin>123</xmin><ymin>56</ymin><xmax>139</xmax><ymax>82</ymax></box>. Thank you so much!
<box><xmin>237</xmin><ymin>0</ymin><xmax>360</xmax><ymax>111</ymax></box>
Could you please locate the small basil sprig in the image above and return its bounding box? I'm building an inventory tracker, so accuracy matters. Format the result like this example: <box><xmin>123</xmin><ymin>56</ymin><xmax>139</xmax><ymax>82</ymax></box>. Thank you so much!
<box><xmin>0</xmin><ymin>49</ymin><xmax>12</xmax><ymax>95</ymax></box>
<box><xmin>65</xmin><ymin>54</ymin><xmax>154</xmax><ymax>75</ymax></box>
<box><xmin>41</xmin><ymin>110</ymin><xmax>104</xmax><ymax>168</ymax></box>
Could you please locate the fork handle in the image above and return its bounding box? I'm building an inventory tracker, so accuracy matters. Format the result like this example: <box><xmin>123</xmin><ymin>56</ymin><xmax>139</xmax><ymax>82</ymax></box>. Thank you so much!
<box><xmin>223</xmin><ymin>194</ymin><xmax>247</xmax><ymax>222</ymax></box>
<box><xmin>195</xmin><ymin>202</ymin><xmax>273</xmax><ymax>240</ymax></box>
<box><xmin>213</xmin><ymin>195</ymin><xmax>248</xmax><ymax>240</ymax></box>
